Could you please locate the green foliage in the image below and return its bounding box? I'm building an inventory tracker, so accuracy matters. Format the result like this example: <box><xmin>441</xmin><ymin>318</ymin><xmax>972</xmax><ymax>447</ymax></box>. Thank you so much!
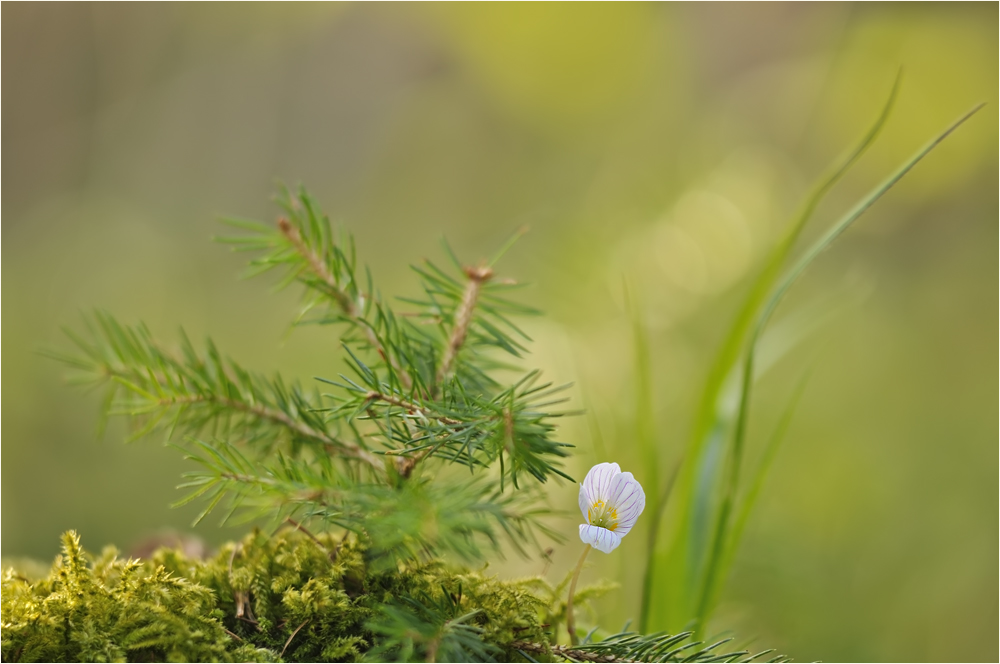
<box><xmin>22</xmin><ymin>180</ymin><xmax>809</xmax><ymax>659</ymax></box>
<box><xmin>560</xmin><ymin>631</ymin><xmax>790</xmax><ymax>664</ymax></box>
<box><xmin>30</xmin><ymin>82</ymin><xmax>983</xmax><ymax>653</ymax></box>
<box><xmin>640</xmin><ymin>76</ymin><xmax>985</xmax><ymax>635</ymax></box>
<box><xmin>48</xmin><ymin>185</ymin><xmax>574</xmax><ymax>564</ymax></box>
<box><xmin>3</xmin><ymin>532</ymin><xmax>780</xmax><ymax>663</ymax></box>
<box><xmin>31</xmin><ymin>186</ymin><xmax>800</xmax><ymax>661</ymax></box>
<box><xmin>1</xmin><ymin>532</ymin><xmax>269</xmax><ymax>663</ymax></box>
<box><xmin>48</xmin><ymin>154</ymin><xmax>962</xmax><ymax>662</ymax></box>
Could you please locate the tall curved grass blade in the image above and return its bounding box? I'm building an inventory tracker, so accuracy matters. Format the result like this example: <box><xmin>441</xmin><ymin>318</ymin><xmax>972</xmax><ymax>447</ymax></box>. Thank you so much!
<box><xmin>639</xmin><ymin>459</ymin><xmax>682</xmax><ymax>633</ymax></box>
<box><xmin>626</xmin><ymin>281</ymin><xmax>664</xmax><ymax>632</ymax></box>
<box><xmin>626</xmin><ymin>282</ymin><xmax>659</xmax><ymax>522</ymax></box>
<box><xmin>694</xmin><ymin>100</ymin><xmax>986</xmax><ymax>633</ymax></box>
<box><xmin>689</xmin><ymin>70</ymin><xmax>902</xmax><ymax>464</ymax></box>
<box><xmin>642</xmin><ymin>72</ymin><xmax>902</xmax><ymax>632</ymax></box>
<box><xmin>705</xmin><ymin>370</ymin><xmax>811</xmax><ymax>621</ymax></box>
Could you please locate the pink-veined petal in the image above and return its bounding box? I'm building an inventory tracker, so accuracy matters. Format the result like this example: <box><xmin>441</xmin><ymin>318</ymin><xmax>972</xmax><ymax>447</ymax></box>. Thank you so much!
<box><xmin>579</xmin><ymin>524</ymin><xmax>622</xmax><ymax>554</ymax></box>
<box><xmin>578</xmin><ymin>481</ymin><xmax>592</xmax><ymax>522</ymax></box>
<box><xmin>582</xmin><ymin>462</ymin><xmax>621</xmax><ymax>505</ymax></box>
<box><xmin>606</xmin><ymin>471</ymin><xmax>646</xmax><ymax>537</ymax></box>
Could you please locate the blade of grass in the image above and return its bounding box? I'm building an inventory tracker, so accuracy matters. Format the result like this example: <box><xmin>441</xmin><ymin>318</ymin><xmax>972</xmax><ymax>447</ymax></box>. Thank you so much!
<box><xmin>706</xmin><ymin>369</ymin><xmax>811</xmax><ymax>621</ymax></box>
<box><xmin>641</xmin><ymin>71</ymin><xmax>902</xmax><ymax>633</ymax></box>
<box><xmin>693</xmin><ymin>100</ymin><xmax>986</xmax><ymax>633</ymax></box>
<box><xmin>689</xmin><ymin>70</ymin><xmax>903</xmax><ymax>466</ymax></box>
<box><xmin>625</xmin><ymin>281</ymin><xmax>659</xmax><ymax>513</ymax></box>
<box><xmin>639</xmin><ymin>459</ymin><xmax>682</xmax><ymax>633</ymax></box>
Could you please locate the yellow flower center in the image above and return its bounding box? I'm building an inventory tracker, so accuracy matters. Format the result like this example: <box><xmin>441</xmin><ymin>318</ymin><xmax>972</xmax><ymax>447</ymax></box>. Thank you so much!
<box><xmin>587</xmin><ymin>499</ymin><xmax>619</xmax><ymax>531</ymax></box>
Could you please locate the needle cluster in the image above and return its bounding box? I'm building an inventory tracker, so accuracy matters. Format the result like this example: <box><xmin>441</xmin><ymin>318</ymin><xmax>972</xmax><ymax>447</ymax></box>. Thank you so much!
<box><xmin>50</xmin><ymin>186</ymin><xmax>573</xmax><ymax>564</ymax></box>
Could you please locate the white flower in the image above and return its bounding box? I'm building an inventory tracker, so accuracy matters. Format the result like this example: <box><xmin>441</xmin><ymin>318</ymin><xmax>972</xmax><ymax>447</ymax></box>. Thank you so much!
<box><xmin>578</xmin><ymin>462</ymin><xmax>646</xmax><ymax>554</ymax></box>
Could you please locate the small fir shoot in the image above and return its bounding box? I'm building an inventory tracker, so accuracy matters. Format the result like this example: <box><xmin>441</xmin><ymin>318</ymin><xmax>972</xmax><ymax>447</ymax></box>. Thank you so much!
<box><xmin>35</xmin><ymin>186</ymin><xmax>797</xmax><ymax>662</ymax></box>
<box><xmin>53</xmin><ymin>186</ymin><xmax>575</xmax><ymax>565</ymax></box>
<box><xmin>17</xmin><ymin>71</ymin><xmax>983</xmax><ymax>662</ymax></box>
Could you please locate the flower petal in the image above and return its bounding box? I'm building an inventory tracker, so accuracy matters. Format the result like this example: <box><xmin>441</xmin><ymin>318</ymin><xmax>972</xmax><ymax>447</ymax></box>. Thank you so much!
<box><xmin>582</xmin><ymin>462</ymin><xmax>621</xmax><ymax>505</ymax></box>
<box><xmin>578</xmin><ymin>481</ymin><xmax>592</xmax><ymax>522</ymax></box>
<box><xmin>579</xmin><ymin>524</ymin><xmax>622</xmax><ymax>554</ymax></box>
<box><xmin>606</xmin><ymin>471</ymin><xmax>646</xmax><ymax>537</ymax></box>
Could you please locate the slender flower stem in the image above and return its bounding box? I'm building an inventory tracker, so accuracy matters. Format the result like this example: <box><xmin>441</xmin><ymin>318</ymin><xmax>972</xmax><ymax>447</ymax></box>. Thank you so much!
<box><xmin>566</xmin><ymin>543</ymin><xmax>592</xmax><ymax>646</ymax></box>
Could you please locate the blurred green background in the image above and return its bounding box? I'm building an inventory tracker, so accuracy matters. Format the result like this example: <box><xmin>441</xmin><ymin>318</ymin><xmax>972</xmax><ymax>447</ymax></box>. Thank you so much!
<box><xmin>2</xmin><ymin>3</ymin><xmax>996</xmax><ymax>661</ymax></box>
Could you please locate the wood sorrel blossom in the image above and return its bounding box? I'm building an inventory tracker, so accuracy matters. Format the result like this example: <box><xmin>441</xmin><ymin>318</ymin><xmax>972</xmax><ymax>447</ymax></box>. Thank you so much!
<box><xmin>578</xmin><ymin>462</ymin><xmax>646</xmax><ymax>554</ymax></box>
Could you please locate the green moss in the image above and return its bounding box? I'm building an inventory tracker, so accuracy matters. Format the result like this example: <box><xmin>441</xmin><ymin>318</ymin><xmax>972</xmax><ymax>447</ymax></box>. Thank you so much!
<box><xmin>2</xmin><ymin>530</ymin><xmax>573</xmax><ymax>663</ymax></box>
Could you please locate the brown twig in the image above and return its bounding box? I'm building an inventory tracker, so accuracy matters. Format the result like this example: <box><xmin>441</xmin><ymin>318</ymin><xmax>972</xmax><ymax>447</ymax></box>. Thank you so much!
<box><xmin>222</xmin><ymin>627</ymin><xmax>243</xmax><ymax>642</ymax></box>
<box><xmin>278</xmin><ymin>217</ymin><xmax>412</xmax><ymax>390</ymax></box>
<box><xmin>436</xmin><ymin>265</ymin><xmax>493</xmax><ymax>387</ymax></box>
<box><xmin>364</xmin><ymin>391</ymin><xmax>462</xmax><ymax>426</ymax></box>
<box><xmin>105</xmin><ymin>353</ymin><xmax>383</xmax><ymax>470</ymax></box>
<box><xmin>157</xmin><ymin>393</ymin><xmax>382</xmax><ymax>469</ymax></box>
<box><xmin>364</xmin><ymin>390</ymin><xmax>467</xmax><ymax>478</ymax></box>
<box><xmin>503</xmin><ymin>405</ymin><xmax>516</xmax><ymax>457</ymax></box>
<box><xmin>280</xmin><ymin>619</ymin><xmax>311</xmax><ymax>659</ymax></box>
<box><xmin>227</xmin><ymin>544</ymin><xmax>261</xmax><ymax>631</ymax></box>
<box><xmin>426</xmin><ymin>635</ymin><xmax>441</xmax><ymax>663</ymax></box>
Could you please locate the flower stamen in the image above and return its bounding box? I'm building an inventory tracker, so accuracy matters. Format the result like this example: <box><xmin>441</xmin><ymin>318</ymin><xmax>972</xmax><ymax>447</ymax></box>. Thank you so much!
<box><xmin>587</xmin><ymin>499</ymin><xmax>619</xmax><ymax>532</ymax></box>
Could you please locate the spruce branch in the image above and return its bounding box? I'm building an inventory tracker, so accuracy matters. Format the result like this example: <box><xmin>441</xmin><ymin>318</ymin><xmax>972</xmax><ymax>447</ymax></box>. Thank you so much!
<box><xmin>179</xmin><ymin>440</ymin><xmax>558</xmax><ymax>560</ymax></box>
<box><xmin>404</xmin><ymin>255</ymin><xmax>538</xmax><ymax>397</ymax></box>
<box><xmin>510</xmin><ymin>631</ymin><xmax>786</xmax><ymax>663</ymax></box>
<box><xmin>512</xmin><ymin>640</ymin><xmax>625</xmax><ymax>662</ymax></box>
<box><xmin>220</xmin><ymin>186</ymin><xmax>416</xmax><ymax>392</ymax></box>
<box><xmin>161</xmin><ymin>393</ymin><xmax>376</xmax><ymax>465</ymax></box>
<box><xmin>275</xmin><ymin>215</ymin><xmax>412</xmax><ymax>391</ymax></box>
<box><xmin>51</xmin><ymin>312</ymin><xmax>382</xmax><ymax>470</ymax></box>
<box><xmin>437</xmin><ymin>264</ymin><xmax>494</xmax><ymax>388</ymax></box>
<box><xmin>328</xmin><ymin>371</ymin><xmax>574</xmax><ymax>487</ymax></box>
<box><xmin>362</xmin><ymin>389</ymin><xmax>466</xmax><ymax>477</ymax></box>
<box><xmin>53</xmin><ymin>186</ymin><xmax>575</xmax><ymax>565</ymax></box>
<box><xmin>367</xmin><ymin>593</ymin><xmax>499</xmax><ymax>663</ymax></box>
<box><xmin>363</xmin><ymin>391</ymin><xmax>462</xmax><ymax>426</ymax></box>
